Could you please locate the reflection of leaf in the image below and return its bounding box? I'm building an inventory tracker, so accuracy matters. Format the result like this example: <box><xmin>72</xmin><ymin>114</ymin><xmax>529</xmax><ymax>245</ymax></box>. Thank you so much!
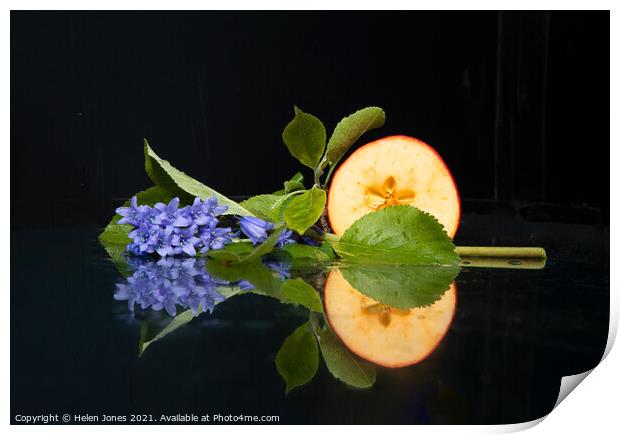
<box><xmin>140</xmin><ymin>309</ymin><xmax>196</xmax><ymax>356</ymax></box>
<box><xmin>282</xmin><ymin>279</ymin><xmax>323</xmax><ymax>312</ymax></box>
<box><xmin>333</xmin><ymin>206</ymin><xmax>459</xmax><ymax>265</ymax></box>
<box><xmin>206</xmin><ymin>259</ymin><xmax>288</xmax><ymax>302</ymax></box>
<box><xmin>144</xmin><ymin>140</ymin><xmax>253</xmax><ymax>216</ymax></box>
<box><xmin>275</xmin><ymin>322</ymin><xmax>319</xmax><ymax>393</ymax></box>
<box><xmin>139</xmin><ymin>285</ymin><xmax>240</xmax><ymax>356</ymax></box>
<box><xmin>311</xmin><ymin>315</ymin><xmax>375</xmax><ymax>389</ymax></box>
<box><xmin>100</xmin><ymin>240</ymin><xmax>133</xmax><ymax>277</ymax></box>
<box><xmin>339</xmin><ymin>264</ymin><xmax>459</xmax><ymax>309</ymax></box>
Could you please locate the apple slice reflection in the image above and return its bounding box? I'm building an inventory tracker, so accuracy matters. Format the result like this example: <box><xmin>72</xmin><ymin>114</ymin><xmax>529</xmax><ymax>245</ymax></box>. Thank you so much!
<box><xmin>324</xmin><ymin>269</ymin><xmax>457</xmax><ymax>368</ymax></box>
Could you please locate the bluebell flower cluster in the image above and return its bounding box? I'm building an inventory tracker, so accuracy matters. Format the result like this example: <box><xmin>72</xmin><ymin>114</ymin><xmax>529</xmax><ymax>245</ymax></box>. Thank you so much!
<box><xmin>116</xmin><ymin>195</ymin><xmax>234</xmax><ymax>257</ymax></box>
<box><xmin>238</xmin><ymin>216</ymin><xmax>296</xmax><ymax>247</ymax></box>
<box><xmin>114</xmin><ymin>257</ymin><xmax>229</xmax><ymax>316</ymax></box>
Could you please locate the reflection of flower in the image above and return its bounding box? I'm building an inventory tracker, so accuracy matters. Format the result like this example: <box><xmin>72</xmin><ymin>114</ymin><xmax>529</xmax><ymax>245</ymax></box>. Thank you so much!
<box><xmin>114</xmin><ymin>257</ymin><xmax>228</xmax><ymax>316</ymax></box>
<box><xmin>116</xmin><ymin>195</ymin><xmax>234</xmax><ymax>257</ymax></box>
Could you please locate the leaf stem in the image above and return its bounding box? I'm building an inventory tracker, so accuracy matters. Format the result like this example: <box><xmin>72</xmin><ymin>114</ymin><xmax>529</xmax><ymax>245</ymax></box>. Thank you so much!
<box><xmin>321</xmin><ymin>232</ymin><xmax>341</xmax><ymax>242</ymax></box>
<box><xmin>454</xmin><ymin>246</ymin><xmax>547</xmax><ymax>258</ymax></box>
<box><xmin>322</xmin><ymin>164</ymin><xmax>337</xmax><ymax>189</ymax></box>
<box><xmin>314</xmin><ymin>157</ymin><xmax>329</xmax><ymax>187</ymax></box>
<box><xmin>270</xmin><ymin>189</ymin><xmax>306</xmax><ymax>211</ymax></box>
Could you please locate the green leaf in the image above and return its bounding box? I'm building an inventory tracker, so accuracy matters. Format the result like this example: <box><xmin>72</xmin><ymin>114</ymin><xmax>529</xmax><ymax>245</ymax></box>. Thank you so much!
<box><xmin>144</xmin><ymin>140</ymin><xmax>253</xmax><ymax>216</ymax></box>
<box><xmin>326</xmin><ymin>107</ymin><xmax>385</xmax><ymax>166</ymax></box>
<box><xmin>319</xmin><ymin>240</ymin><xmax>335</xmax><ymax>258</ymax></box>
<box><xmin>99</xmin><ymin>186</ymin><xmax>175</xmax><ymax>247</ymax></box>
<box><xmin>282</xmin><ymin>279</ymin><xmax>323</xmax><ymax>312</ymax></box>
<box><xmin>239</xmin><ymin>194</ymin><xmax>289</xmax><ymax>222</ymax></box>
<box><xmin>284</xmin><ymin>188</ymin><xmax>326</xmax><ymax>235</ymax></box>
<box><xmin>205</xmin><ymin>242</ymin><xmax>254</xmax><ymax>262</ymax></box>
<box><xmin>339</xmin><ymin>264</ymin><xmax>459</xmax><ymax>309</ymax></box>
<box><xmin>272</xmin><ymin>172</ymin><xmax>305</xmax><ymax>196</ymax></box>
<box><xmin>311</xmin><ymin>316</ymin><xmax>376</xmax><ymax>389</ymax></box>
<box><xmin>207</xmin><ymin>226</ymin><xmax>287</xmax><ymax>265</ymax></box>
<box><xmin>282</xmin><ymin>107</ymin><xmax>326</xmax><ymax>169</ymax></box>
<box><xmin>275</xmin><ymin>322</ymin><xmax>319</xmax><ymax>393</ymax></box>
<box><xmin>242</xmin><ymin>226</ymin><xmax>286</xmax><ymax>263</ymax></box>
<box><xmin>99</xmin><ymin>214</ymin><xmax>130</xmax><ymax>246</ymax></box>
<box><xmin>333</xmin><ymin>205</ymin><xmax>459</xmax><ymax>265</ymax></box>
<box><xmin>278</xmin><ymin>243</ymin><xmax>335</xmax><ymax>262</ymax></box>
<box><xmin>284</xmin><ymin>172</ymin><xmax>305</xmax><ymax>194</ymax></box>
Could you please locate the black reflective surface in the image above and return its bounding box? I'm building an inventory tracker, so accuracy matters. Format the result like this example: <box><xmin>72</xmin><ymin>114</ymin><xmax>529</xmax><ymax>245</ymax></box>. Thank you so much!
<box><xmin>11</xmin><ymin>212</ymin><xmax>608</xmax><ymax>424</ymax></box>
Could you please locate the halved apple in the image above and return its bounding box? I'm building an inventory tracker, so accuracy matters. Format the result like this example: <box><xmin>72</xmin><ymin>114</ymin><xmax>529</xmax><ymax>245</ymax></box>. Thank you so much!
<box><xmin>324</xmin><ymin>269</ymin><xmax>457</xmax><ymax>368</ymax></box>
<box><xmin>327</xmin><ymin>135</ymin><xmax>460</xmax><ymax>238</ymax></box>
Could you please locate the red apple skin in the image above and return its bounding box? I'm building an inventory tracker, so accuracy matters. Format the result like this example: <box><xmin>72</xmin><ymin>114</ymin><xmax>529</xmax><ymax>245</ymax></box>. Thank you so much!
<box><xmin>323</xmin><ymin>271</ymin><xmax>458</xmax><ymax>369</ymax></box>
<box><xmin>327</xmin><ymin>135</ymin><xmax>461</xmax><ymax>238</ymax></box>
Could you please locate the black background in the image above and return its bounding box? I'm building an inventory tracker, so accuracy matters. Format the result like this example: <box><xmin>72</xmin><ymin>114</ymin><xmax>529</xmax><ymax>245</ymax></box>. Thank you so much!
<box><xmin>10</xmin><ymin>11</ymin><xmax>611</xmax><ymax>425</ymax></box>
<box><xmin>11</xmin><ymin>11</ymin><xmax>609</xmax><ymax>228</ymax></box>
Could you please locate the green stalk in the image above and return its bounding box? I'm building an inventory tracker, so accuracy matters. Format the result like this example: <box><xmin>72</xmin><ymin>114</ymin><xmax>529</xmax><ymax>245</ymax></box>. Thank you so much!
<box><xmin>454</xmin><ymin>246</ymin><xmax>547</xmax><ymax>258</ymax></box>
<box><xmin>314</xmin><ymin>157</ymin><xmax>329</xmax><ymax>187</ymax></box>
<box><xmin>322</xmin><ymin>164</ymin><xmax>337</xmax><ymax>189</ymax></box>
<box><xmin>270</xmin><ymin>189</ymin><xmax>306</xmax><ymax>211</ymax></box>
<box><xmin>320</xmin><ymin>232</ymin><xmax>341</xmax><ymax>242</ymax></box>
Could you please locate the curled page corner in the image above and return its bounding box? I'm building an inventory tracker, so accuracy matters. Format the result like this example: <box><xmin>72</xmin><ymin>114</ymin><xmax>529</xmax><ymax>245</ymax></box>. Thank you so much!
<box><xmin>489</xmin><ymin>371</ymin><xmax>596</xmax><ymax>434</ymax></box>
<box><xmin>550</xmin><ymin>305</ymin><xmax>617</xmax><ymax>411</ymax></box>
<box><xmin>554</xmin><ymin>369</ymin><xmax>594</xmax><ymax>409</ymax></box>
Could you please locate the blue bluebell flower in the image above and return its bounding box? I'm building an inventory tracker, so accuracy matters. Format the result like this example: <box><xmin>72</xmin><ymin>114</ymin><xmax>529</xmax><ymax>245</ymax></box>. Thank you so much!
<box><xmin>175</xmin><ymin>197</ymin><xmax>219</xmax><ymax>227</ymax></box>
<box><xmin>171</xmin><ymin>225</ymin><xmax>201</xmax><ymax>256</ymax></box>
<box><xmin>298</xmin><ymin>224</ymin><xmax>323</xmax><ymax>246</ymax></box>
<box><xmin>238</xmin><ymin>217</ymin><xmax>298</xmax><ymax>247</ymax></box>
<box><xmin>116</xmin><ymin>195</ymin><xmax>234</xmax><ymax>257</ymax></box>
<box><xmin>151</xmin><ymin>226</ymin><xmax>175</xmax><ymax>257</ymax></box>
<box><xmin>277</xmin><ymin>229</ymin><xmax>296</xmax><ymax>247</ymax></box>
<box><xmin>153</xmin><ymin>197</ymin><xmax>181</xmax><ymax>226</ymax></box>
<box><xmin>126</xmin><ymin>241</ymin><xmax>144</xmax><ymax>256</ymax></box>
<box><xmin>116</xmin><ymin>196</ymin><xmax>155</xmax><ymax>227</ymax></box>
<box><xmin>197</xmin><ymin>219</ymin><xmax>235</xmax><ymax>253</ymax></box>
<box><xmin>239</xmin><ymin>216</ymin><xmax>273</xmax><ymax>245</ymax></box>
<box><xmin>127</xmin><ymin>223</ymin><xmax>155</xmax><ymax>254</ymax></box>
<box><xmin>202</xmin><ymin>194</ymin><xmax>228</xmax><ymax>217</ymax></box>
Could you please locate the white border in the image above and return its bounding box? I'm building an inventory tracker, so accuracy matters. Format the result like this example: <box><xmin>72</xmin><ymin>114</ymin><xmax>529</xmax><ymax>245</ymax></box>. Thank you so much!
<box><xmin>4</xmin><ymin>3</ymin><xmax>616</xmax><ymax>434</ymax></box>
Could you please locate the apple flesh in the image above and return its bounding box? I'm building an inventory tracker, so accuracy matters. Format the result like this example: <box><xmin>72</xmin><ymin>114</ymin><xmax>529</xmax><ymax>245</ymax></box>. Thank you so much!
<box><xmin>327</xmin><ymin>135</ymin><xmax>460</xmax><ymax>238</ymax></box>
<box><xmin>324</xmin><ymin>269</ymin><xmax>457</xmax><ymax>368</ymax></box>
